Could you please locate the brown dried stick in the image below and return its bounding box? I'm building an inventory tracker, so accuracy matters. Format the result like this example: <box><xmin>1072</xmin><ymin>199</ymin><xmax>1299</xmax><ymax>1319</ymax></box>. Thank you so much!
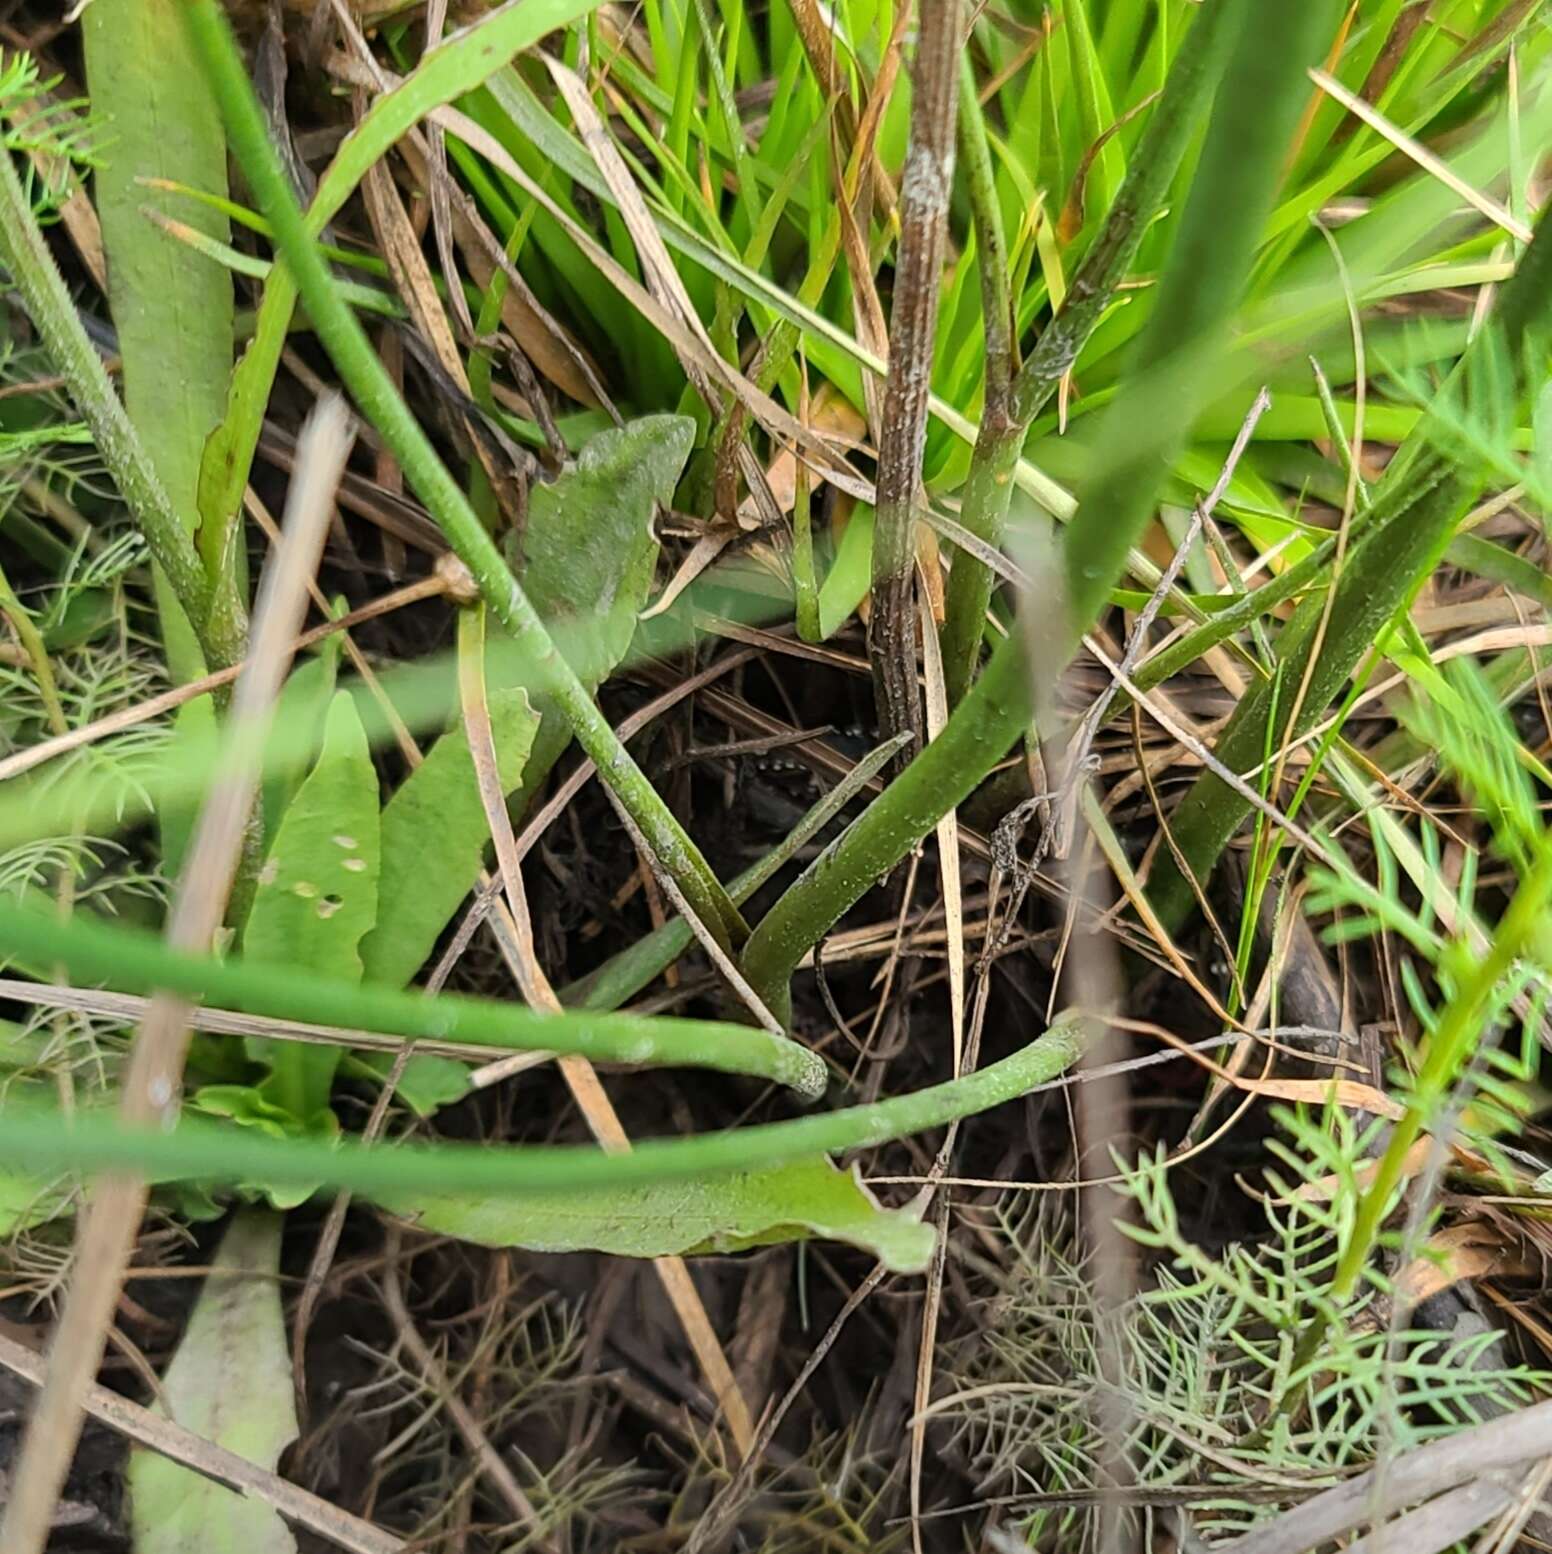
<box><xmin>869</xmin><ymin>0</ymin><xmax>962</xmax><ymax>757</ymax></box>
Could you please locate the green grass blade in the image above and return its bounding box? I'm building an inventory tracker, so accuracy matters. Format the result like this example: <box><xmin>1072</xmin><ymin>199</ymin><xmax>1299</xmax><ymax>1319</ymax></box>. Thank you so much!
<box><xmin>197</xmin><ymin>0</ymin><xmax>603</xmax><ymax>550</ymax></box>
<box><xmin>940</xmin><ymin>0</ymin><xmax>1241</xmax><ymax>702</ymax></box>
<box><xmin>1150</xmin><ymin>211</ymin><xmax>1552</xmax><ymax>931</ymax></box>
<box><xmin>1061</xmin><ymin>0</ymin><xmax>1343</xmax><ymax>635</ymax></box>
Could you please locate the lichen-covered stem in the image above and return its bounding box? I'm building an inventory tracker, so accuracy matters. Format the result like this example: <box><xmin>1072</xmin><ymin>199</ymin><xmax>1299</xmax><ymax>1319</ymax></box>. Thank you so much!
<box><xmin>869</xmin><ymin>0</ymin><xmax>961</xmax><ymax>755</ymax></box>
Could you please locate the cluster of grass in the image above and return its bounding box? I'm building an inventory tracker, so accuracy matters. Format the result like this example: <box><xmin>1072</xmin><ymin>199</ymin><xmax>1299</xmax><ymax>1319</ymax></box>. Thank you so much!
<box><xmin>0</xmin><ymin>0</ymin><xmax>1550</xmax><ymax>1549</ymax></box>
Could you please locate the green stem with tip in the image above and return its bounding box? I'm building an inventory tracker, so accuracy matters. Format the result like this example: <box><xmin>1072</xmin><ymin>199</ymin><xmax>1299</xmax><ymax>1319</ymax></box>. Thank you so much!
<box><xmin>0</xmin><ymin>1015</ymin><xmax>1092</xmax><ymax>1198</ymax></box>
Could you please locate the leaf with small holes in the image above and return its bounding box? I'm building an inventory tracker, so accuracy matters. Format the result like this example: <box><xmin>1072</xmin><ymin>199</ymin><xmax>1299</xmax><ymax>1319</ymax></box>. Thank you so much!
<box><xmin>242</xmin><ymin>691</ymin><xmax>379</xmax><ymax>1123</ymax></box>
<box><xmin>375</xmin><ymin>1156</ymin><xmax>936</xmax><ymax>1271</ymax></box>
<box><xmin>128</xmin><ymin>1209</ymin><xmax>297</xmax><ymax>1554</ymax></box>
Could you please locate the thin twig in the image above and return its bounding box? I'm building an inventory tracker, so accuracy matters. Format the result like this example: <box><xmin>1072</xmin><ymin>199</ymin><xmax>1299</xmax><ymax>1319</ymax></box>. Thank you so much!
<box><xmin>0</xmin><ymin>566</ymin><xmax>458</xmax><ymax>785</ymax></box>
<box><xmin>0</xmin><ymin>396</ymin><xmax>352</xmax><ymax>1554</ymax></box>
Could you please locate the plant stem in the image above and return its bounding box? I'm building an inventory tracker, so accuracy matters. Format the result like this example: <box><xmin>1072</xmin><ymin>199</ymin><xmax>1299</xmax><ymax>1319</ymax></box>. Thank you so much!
<box><xmin>740</xmin><ymin>1</ymin><xmax>1334</xmax><ymax>1020</ymax></box>
<box><xmin>741</xmin><ymin>627</ymin><xmax>1029</xmax><ymax>1024</ymax></box>
<box><xmin>868</xmin><ymin>0</ymin><xmax>961</xmax><ymax>756</ymax></box>
<box><xmin>564</xmin><ymin>733</ymin><xmax>908</xmax><ymax>1012</ymax></box>
<box><xmin>0</xmin><ymin>898</ymin><xmax>824</xmax><ymax>1099</ymax></box>
<box><xmin>939</xmin><ymin>0</ymin><xmax>1242</xmax><ymax>704</ymax></box>
<box><xmin>0</xmin><ymin>1014</ymin><xmax>1092</xmax><ymax>1198</ymax></box>
<box><xmin>184</xmin><ymin>0</ymin><xmax>746</xmax><ymax>951</ymax></box>
<box><xmin>0</xmin><ymin>141</ymin><xmax>227</xmax><ymax>666</ymax></box>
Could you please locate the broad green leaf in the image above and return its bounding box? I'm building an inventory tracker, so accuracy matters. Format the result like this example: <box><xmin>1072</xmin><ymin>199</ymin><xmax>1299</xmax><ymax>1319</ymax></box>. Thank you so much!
<box><xmin>83</xmin><ymin>0</ymin><xmax>234</xmax><ymax>683</ymax></box>
<box><xmin>156</xmin><ymin>642</ymin><xmax>341</xmax><ymax>897</ymax></box>
<box><xmin>340</xmin><ymin>1052</ymin><xmax>474</xmax><ymax>1119</ymax></box>
<box><xmin>186</xmin><ymin>1088</ymin><xmax>326</xmax><ymax>1210</ymax></box>
<box><xmin>359</xmin><ymin>686</ymin><xmax>538</xmax><ymax>990</ymax></box>
<box><xmin>128</xmin><ymin>1210</ymin><xmax>298</xmax><ymax>1554</ymax></box>
<box><xmin>518</xmin><ymin>413</ymin><xmax>693</xmax><ymax>691</ymax></box>
<box><xmin>244</xmin><ymin>692</ymin><xmax>379</xmax><ymax>1122</ymax></box>
<box><xmin>375</xmin><ymin>1157</ymin><xmax>936</xmax><ymax>1272</ymax></box>
<box><xmin>494</xmin><ymin>416</ymin><xmax>689</xmax><ymax>883</ymax></box>
<box><xmin>259</xmin><ymin>638</ymin><xmax>341</xmax><ymax>849</ymax></box>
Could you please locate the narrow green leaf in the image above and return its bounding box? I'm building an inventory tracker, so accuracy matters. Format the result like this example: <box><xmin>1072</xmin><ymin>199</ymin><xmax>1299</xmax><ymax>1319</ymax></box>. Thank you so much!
<box><xmin>82</xmin><ymin>0</ymin><xmax>236</xmax><ymax>681</ymax></box>
<box><xmin>818</xmin><ymin>505</ymin><xmax>874</xmax><ymax>640</ymax></box>
<box><xmin>359</xmin><ymin>686</ymin><xmax>537</xmax><ymax>990</ymax></box>
<box><xmin>480</xmin><ymin>65</ymin><xmax>1077</xmax><ymax>515</ymax></box>
<box><xmin>128</xmin><ymin>1210</ymin><xmax>298</xmax><ymax>1554</ymax></box>
<box><xmin>243</xmin><ymin>693</ymin><xmax>380</xmax><ymax>1121</ymax></box>
<box><xmin>1152</xmin><ymin>214</ymin><xmax>1552</xmax><ymax>932</ymax></box>
<box><xmin>376</xmin><ymin>1157</ymin><xmax>935</xmax><ymax>1271</ymax></box>
<box><xmin>1062</xmin><ymin>0</ymin><xmax>1343</xmax><ymax>632</ymax></box>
